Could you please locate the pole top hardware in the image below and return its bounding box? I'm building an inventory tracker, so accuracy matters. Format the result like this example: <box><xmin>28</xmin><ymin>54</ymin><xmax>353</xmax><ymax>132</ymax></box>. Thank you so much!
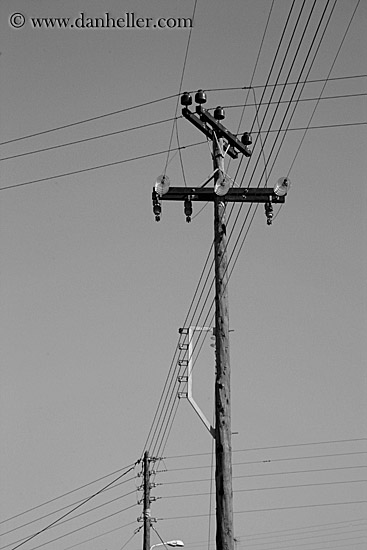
<box><xmin>152</xmin><ymin>91</ymin><xmax>290</xmax><ymax>225</ymax></box>
<box><xmin>241</xmin><ymin>132</ymin><xmax>252</xmax><ymax>145</ymax></box>
<box><xmin>195</xmin><ymin>89</ymin><xmax>207</xmax><ymax>104</ymax></box>
<box><xmin>181</xmin><ymin>92</ymin><xmax>192</xmax><ymax>106</ymax></box>
<box><xmin>181</xmin><ymin>94</ymin><xmax>252</xmax><ymax>159</ymax></box>
<box><xmin>214</xmin><ymin>106</ymin><xmax>225</xmax><ymax>120</ymax></box>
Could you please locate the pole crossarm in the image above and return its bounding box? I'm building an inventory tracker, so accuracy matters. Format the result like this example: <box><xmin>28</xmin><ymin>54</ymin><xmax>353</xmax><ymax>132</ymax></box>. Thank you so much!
<box><xmin>157</xmin><ymin>186</ymin><xmax>286</xmax><ymax>204</ymax></box>
<box><xmin>195</xmin><ymin>107</ymin><xmax>251</xmax><ymax>157</ymax></box>
<box><xmin>182</xmin><ymin>104</ymin><xmax>252</xmax><ymax>159</ymax></box>
<box><xmin>182</xmin><ymin>107</ymin><xmax>240</xmax><ymax>159</ymax></box>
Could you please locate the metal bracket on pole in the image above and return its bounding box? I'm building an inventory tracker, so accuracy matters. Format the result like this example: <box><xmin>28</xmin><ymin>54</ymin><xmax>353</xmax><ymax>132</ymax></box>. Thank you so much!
<box><xmin>178</xmin><ymin>326</ymin><xmax>215</xmax><ymax>438</ymax></box>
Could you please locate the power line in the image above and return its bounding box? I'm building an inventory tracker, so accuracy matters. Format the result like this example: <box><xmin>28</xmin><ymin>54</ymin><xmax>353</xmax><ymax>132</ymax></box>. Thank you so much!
<box><xmin>1</xmin><ymin>120</ymin><xmax>364</xmax><ymax>193</ymax></box>
<box><xmin>143</xmin><ymin>0</ymin><xmax>365</xmax><ymax>469</ymax></box>
<box><xmin>223</xmin><ymin>92</ymin><xmax>367</xmax><ymax>110</ymax></box>
<box><xmin>233</xmin><ymin>531</ymin><xmax>367</xmax><ymax>549</ymax></box>
<box><xmin>161</xmin><ymin>465</ymin><xmax>367</xmax><ymax>486</ymax></box>
<box><xmin>163</xmin><ymin>438</ymin><xmax>367</xmax><ymax>459</ymax></box>
<box><xmin>1</xmin><ymin>487</ymin><xmax>137</xmax><ymax>538</ymax></box>
<box><xmin>179</xmin><ymin>0</ymin><xmax>338</xmax><ymax>433</ymax></box>
<box><xmin>0</xmin><ymin>465</ymin><xmax>135</xmax><ymax>526</ymax></box>
<box><xmin>181</xmin><ymin>517</ymin><xmax>367</xmax><ymax>549</ymax></box>
<box><xmin>287</xmin><ymin>0</ymin><xmax>362</xmax><ymax>175</ymax></box>
<box><xmin>148</xmin><ymin>0</ymin><xmax>340</xmax><ymax>459</ymax></box>
<box><xmin>160</xmin><ymin>480</ymin><xmax>366</xmax><ymax>500</ymax></box>
<box><xmin>234</xmin><ymin>536</ymin><xmax>367</xmax><ymax>550</ymax></box>
<box><xmin>1</xmin><ymin>75</ymin><xmax>364</xmax><ymax>149</ymax></box>
<box><xmin>235</xmin><ymin>521</ymin><xmax>367</xmax><ymax>542</ymax></box>
<box><xmin>208</xmin><ymin>73</ymin><xmax>367</xmax><ymax>92</ymax></box>
<box><xmin>119</xmin><ymin>526</ymin><xmax>142</xmax><ymax>550</ymax></box>
<box><xmin>6</xmin><ymin>504</ymin><xmax>138</xmax><ymax>550</ymax></box>
<box><xmin>225</xmin><ymin>0</ymin><xmax>362</xmax><ymax>276</ymax></box>
<box><xmin>59</xmin><ymin>521</ymin><xmax>138</xmax><ymax>550</ymax></box>
<box><xmin>157</xmin><ymin>451</ymin><xmax>367</xmax><ymax>473</ymax></box>
<box><xmin>0</xmin><ymin>94</ymin><xmax>182</xmax><ymax>147</ymax></box>
<box><xmin>0</xmin><ymin>117</ymin><xmax>178</xmax><ymax>163</ymax></box>
<box><xmin>7</xmin><ymin>462</ymin><xmax>138</xmax><ymax>550</ymax></box>
<box><xmin>141</xmin><ymin>0</ymin><xmax>363</xmax><ymax>461</ymax></box>
<box><xmin>220</xmin><ymin>0</ymin><xmax>360</xmax><ymax>326</ymax></box>
<box><xmin>159</xmin><ymin>501</ymin><xmax>367</xmax><ymax>521</ymax></box>
<box><xmin>0</xmin><ymin>141</ymin><xmax>205</xmax><ymax>192</ymax></box>
<box><xmin>163</xmin><ymin>0</ymin><xmax>198</xmax><ymax>175</ymax></box>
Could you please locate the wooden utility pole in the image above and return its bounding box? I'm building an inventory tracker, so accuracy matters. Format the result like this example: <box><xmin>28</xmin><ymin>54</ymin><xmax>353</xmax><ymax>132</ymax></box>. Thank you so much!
<box><xmin>213</xmin><ymin>136</ymin><xmax>234</xmax><ymax>550</ymax></box>
<box><xmin>152</xmin><ymin>89</ymin><xmax>289</xmax><ymax>550</ymax></box>
<box><xmin>143</xmin><ymin>450</ymin><xmax>151</xmax><ymax>550</ymax></box>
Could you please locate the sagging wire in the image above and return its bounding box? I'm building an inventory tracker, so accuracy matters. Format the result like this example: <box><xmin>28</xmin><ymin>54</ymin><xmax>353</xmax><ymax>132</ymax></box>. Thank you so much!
<box><xmin>162</xmin><ymin>0</ymin><xmax>198</xmax><ymax>177</ymax></box>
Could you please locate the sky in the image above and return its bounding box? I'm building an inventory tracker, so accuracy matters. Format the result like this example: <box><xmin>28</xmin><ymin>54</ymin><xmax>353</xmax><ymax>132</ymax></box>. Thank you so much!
<box><xmin>0</xmin><ymin>1</ymin><xmax>366</xmax><ymax>550</ymax></box>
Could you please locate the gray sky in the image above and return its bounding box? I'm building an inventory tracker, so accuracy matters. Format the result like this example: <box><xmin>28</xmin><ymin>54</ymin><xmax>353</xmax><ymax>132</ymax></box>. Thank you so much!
<box><xmin>1</xmin><ymin>1</ymin><xmax>366</xmax><ymax>550</ymax></box>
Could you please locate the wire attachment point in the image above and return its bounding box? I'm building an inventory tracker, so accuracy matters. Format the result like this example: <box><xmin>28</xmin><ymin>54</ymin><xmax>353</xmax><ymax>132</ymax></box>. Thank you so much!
<box><xmin>265</xmin><ymin>202</ymin><xmax>273</xmax><ymax>225</ymax></box>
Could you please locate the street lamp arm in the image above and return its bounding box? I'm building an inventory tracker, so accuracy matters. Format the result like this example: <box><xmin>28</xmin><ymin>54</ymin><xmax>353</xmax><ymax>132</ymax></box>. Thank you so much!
<box><xmin>150</xmin><ymin>541</ymin><xmax>184</xmax><ymax>550</ymax></box>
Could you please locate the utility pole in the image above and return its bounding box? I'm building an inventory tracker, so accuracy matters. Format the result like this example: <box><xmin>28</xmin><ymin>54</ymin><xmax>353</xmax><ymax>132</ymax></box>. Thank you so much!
<box><xmin>143</xmin><ymin>450</ymin><xmax>151</xmax><ymax>550</ymax></box>
<box><xmin>213</xmin><ymin>135</ymin><xmax>233</xmax><ymax>550</ymax></box>
<box><xmin>152</xmin><ymin>90</ymin><xmax>290</xmax><ymax>550</ymax></box>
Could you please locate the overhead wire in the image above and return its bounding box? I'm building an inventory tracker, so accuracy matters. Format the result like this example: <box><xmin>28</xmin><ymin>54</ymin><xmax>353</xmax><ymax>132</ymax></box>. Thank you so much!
<box><xmin>160</xmin><ymin>480</ymin><xmax>366</xmax><ymax>500</ymax></box>
<box><xmin>163</xmin><ymin>0</ymin><xmax>321</xmax><ymax>439</ymax></box>
<box><xmin>142</xmin><ymin>0</ymin><xmax>200</xmax><ymax>460</ymax></box>
<box><xmin>158</xmin><ymin>465</ymin><xmax>367</xmax><ymax>486</ymax></box>
<box><xmin>223</xmin><ymin>91</ymin><xmax>367</xmax><ymax>110</ymax></box>
<box><xmin>163</xmin><ymin>0</ymin><xmax>198</xmax><ymax>176</ymax></box>
<box><xmin>8</xmin><ymin>0</ymin><xmax>344</xmax><ymax>488</ymax></box>
<box><xmin>61</xmin><ymin>522</ymin><xmax>140</xmax><ymax>550</ymax></box>
<box><xmin>1</xmin><ymin>487</ymin><xmax>137</xmax><ymax>539</ymax></box>
<box><xmin>142</xmin><ymin>0</ymin><xmax>285</xmax><ymax>461</ymax></box>
<box><xmin>0</xmin><ymin>121</ymin><xmax>364</xmax><ymax>192</ymax></box>
<box><xmin>5</xmin><ymin>504</ymin><xmax>138</xmax><ymax>550</ymax></box>
<box><xmin>163</xmin><ymin>438</ymin><xmax>367</xmax><ymax>459</ymax></box>
<box><xmin>0</xmin><ymin>94</ymin><xmax>183</xmax><ymax>147</ymax></box>
<box><xmin>0</xmin><ymin>141</ymin><xmax>206</xmax><ymax>192</ymax></box>
<box><xmin>180</xmin><ymin>517</ymin><xmax>367</xmax><ymax>550</ymax></box>
<box><xmin>6</xmin><ymin>461</ymin><xmax>138</xmax><ymax>550</ymax></box>
<box><xmin>186</xmin><ymin>0</ymin><xmax>353</xmax><ymax>385</ymax></box>
<box><xmin>262</xmin><ymin>0</ymin><xmax>352</xmax><ymax>222</ymax></box>
<box><xmin>231</xmin><ymin>531</ymin><xmax>367</xmax><ymax>549</ymax></box>
<box><xmin>175</xmin><ymin>0</ymin><xmax>323</xmax><ymax>406</ymax></box>
<box><xmin>232</xmin><ymin>520</ymin><xmax>367</xmax><ymax>545</ymax></box>
<box><xmin>145</xmin><ymin>2</ymin><xmax>324</xmax><ymax>458</ymax></box>
<box><xmin>156</xmin><ymin>450</ymin><xmax>367</xmax><ymax>472</ymax></box>
<box><xmin>207</xmin><ymin>73</ymin><xmax>367</xmax><ymax>92</ymax></box>
<box><xmin>118</xmin><ymin>526</ymin><xmax>142</xmax><ymax>550</ymax></box>
<box><xmin>0</xmin><ymin>75</ymin><xmax>364</xmax><ymax>149</ymax></box>
<box><xmin>287</xmin><ymin>0</ymin><xmax>362</xmax><ymax>176</ymax></box>
<box><xmin>0</xmin><ymin>465</ymin><xmax>135</xmax><ymax>526</ymax></box>
<box><xmin>226</xmin><ymin>0</ymin><xmax>338</xmax><ymax>261</ymax></box>
<box><xmin>146</xmin><ymin>0</ymin><xmax>309</xmax><ymax>458</ymax></box>
<box><xmin>141</xmin><ymin>0</ymin><xmax>364</xmax><ymax>465</ymax></box>
<box><xmin>1</xmin><ymin>2</ymin><xmax>363</xmax><ymax>546</ymax></box>
<box><xmin>0</xmin><ymin>117</ymin><xmax>179</xmax><ymax>163</ymax></box>
<box><xmin>159</xmin><ymin>501</ymin><xmax>367</xmax><ymax>520</ymax></box>
<box><xmin>233</xmin><ymin>537</ymin><xmax>367</xmax><ymax>550</ymax></box>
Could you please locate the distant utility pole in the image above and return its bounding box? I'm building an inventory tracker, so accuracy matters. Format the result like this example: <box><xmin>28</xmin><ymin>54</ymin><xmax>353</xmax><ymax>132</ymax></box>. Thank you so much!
<box><xmin>143</xmin><ymin>451</ymin><xmax>151</xmax><ymax>550</ymax></box>
<box><xmin>138</xmin><ymin>451</ymin><xmax>156</xmax><ymax>550</ymax></box>
<box><xmin>152</xmin><ymin>90</ymin><xmax>290</xmax><ymax>550</ymax></box>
